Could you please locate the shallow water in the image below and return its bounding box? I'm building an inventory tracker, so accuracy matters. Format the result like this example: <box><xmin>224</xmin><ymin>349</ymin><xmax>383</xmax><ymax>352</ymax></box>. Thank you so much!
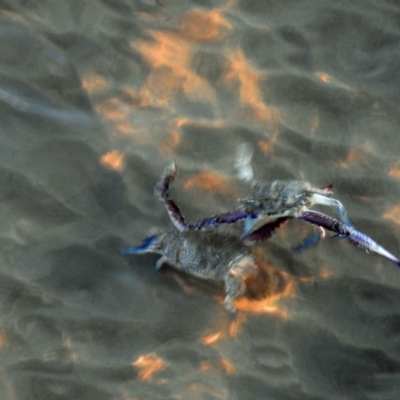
<box><xmin>1</xmin><ymin>1</ymin><xmax>400</xmax><ymax>399</ymax></box>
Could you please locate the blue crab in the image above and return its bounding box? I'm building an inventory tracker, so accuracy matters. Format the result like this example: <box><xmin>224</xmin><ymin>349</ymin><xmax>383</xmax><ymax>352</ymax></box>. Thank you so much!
<box><xmin>123</xmin><ymin>163</ymin><xmax>283</xmax><ymax>311</ymax></box>
<box><xmin>192</xmin><ymin>144</ymin><xmax>400</xmax><ymax>267</ymax></box>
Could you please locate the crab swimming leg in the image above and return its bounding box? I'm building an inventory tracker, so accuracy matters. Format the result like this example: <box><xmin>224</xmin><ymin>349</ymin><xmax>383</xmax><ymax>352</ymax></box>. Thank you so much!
<box><xmin>292</xmin><ymin>227</ymin><xmax>326</xmax><ymax>253</ymax></box>
<box><xmin>122</xmin><ymin>232</ymin><xmax>162</xmax><ymax>256</ymax></box>
<box><xmin>154</xmin><ymin>162</ymin><xmax>189</xmax><ymax>232</ymax></box>
<box><xmin>299</xmin><ymin>210</ymin><xmax>400</xmax><ymax>267</ymax></box>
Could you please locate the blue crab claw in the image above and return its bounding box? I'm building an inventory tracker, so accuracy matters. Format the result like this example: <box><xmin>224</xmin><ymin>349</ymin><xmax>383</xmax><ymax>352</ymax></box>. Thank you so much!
<box><xmin>299</xmin><ymin>211</ymin><xmax>400</xmax><ymax>267</ymax></box>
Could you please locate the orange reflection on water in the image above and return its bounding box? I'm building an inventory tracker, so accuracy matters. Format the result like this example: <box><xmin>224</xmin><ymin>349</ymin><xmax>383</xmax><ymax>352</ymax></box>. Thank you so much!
<box><xmin>200</xmin><ymin>357</ymin><xmax>236</xmax><ymax>375</ymax></box>
<box><xmin>81</xmin><ymin>74</ymin><xmax>108</xmax><ymax>93</ymax></box>
<box><xmin>389</xmin><ymin>159</ymin><xmax>400</xmax><ymax>178</ymax></box>
<box><xmin>200</xmin><ymin>312</ymin><xmax>244</xmax><ymax>345</ymax></box>
<box><xmin>316</xmin><ymin>72</ymin><xmax>331</xmax><ymax>84</ymax></box>
<box><xmin>179</xmin><ymin>8</ymin><xmax>231</xmax><ymax>42</ymax></box>
<box><xmin>318</xmin><ymin>267</ymin><xmax>334</xmax><ymax>279</ymax></box>
<box><xmin>137</xmin><ymin>31</ymin><xmax>191</xmax><ymax>70</ymax></box>
<box><xmin>132</xmin><ymin>353</ymin><xmax>167</xmax><ymax>382</ymax></box>
<box><xmin>173</xmin><ymin>117</ymin><xmax>190</xmax><ymax>128</ymax></box>
<box><xmin>100</xmin><ymin>150</ymin><xmax>125</xmax><ymax>170</ymax></box>
<box><xmin>96</xmin><ymin>98</ymin><xmax>128</xmax><ymax>122</ymax></box>
<box><xmin>0</xmin><ymin>330</ymin><xmax>8</xmax><ymax>351</ymax></box>
<box><xmin>183</xmin><ymin>171</ymin><xmax>235</xmax><ymax>196</ymax></box>
<box><xmin>120</xmin><ymin>86</ymin><xmax>152</xmax><ymax>108</ymax></box>
<box><xmin>234</xmin><ymin>250</ymin><xmax>297</xmax><ymax>318</ymax></box>
<box><xmin>224</xmin><ymin>49</ymin><xmax>280</xmax><ymax>124</ymax></box>
<box><xmin>337</xmin><ymin>147</ymin><xmax>368</xmax><ymax>168</ymax></box>
<box><xmin>258</xmin><ymin>130</ymin><xmax>279</xmax><ymax>154</ymax></box>
<box><xmin>170</xmin><ymin>272</ymin><xmax>199</xmax><ymax>295</ymax></box>
<box><xmin>200</xmin><ymin>360</ymin><xmax>215</xmax><ymax>372</ymax></box>
<box><xmin>158</xmin><ymin>130</ymin><xmax>181</xmax><ymax>155</ymax></box>
<box><xmin>228</xmin><ymin>312</ymin><xmax>246</xmax><ymax>337</ymax></box>
<box><xmin>383</xmin><ymin>204</ymin><xmax>400</xmax><ymax>226</ymax></box>
<box><xmin>220</xmin><ymin>357</ymin><xmax>236</xmax><ymax>374</ymax></box>
<box><xmin>200</xmin><ymin>259</ymin><xmax>298</xmax><ymax>347</ymax></box>
<box><xmin>187</xmin><ymin>383</ymin><xmax>228</xmax><ymax>399</ymax></box>
<box><xmin>135</xmin><ymin>29</ymin><xmax>216</xmax><ymax>107</ymax></box>
<box><xmin>316</xmin><ymin>71</ymin><xmax>354</xmax><ymax>91</ymax></box>
<box><xmin>233</xmin><ymin>274</ymin><xmax>295</xmax><ymax>319</ymax></box>
<box><xmin>201</xmin><ymin>331</ymin><xmax>223</xmax><ymax>346</ymax></box>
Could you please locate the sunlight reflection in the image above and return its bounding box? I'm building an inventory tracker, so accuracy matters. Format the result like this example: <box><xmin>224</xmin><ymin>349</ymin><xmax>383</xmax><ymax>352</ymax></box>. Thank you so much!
<box><xmin>201</xmin><ymin>331</ymin><xmax>223</xmax><ymax>346</ymax></box>
<box><xmin>383</xmin><ymin>204</ymin><xmax>400</xmax><ymax>226</ymax></box>
<box><xmin>158</xmin><ymin>130</ymin><xmax>181</xmax><ymax>155</ymax></box>
<box><xmin>316</xmin><ymin>72</ymin><xmax>331</xmax><ymax>83</ymax></box>
<box><xmin>337</xmin><ymin>147</ymin><xmax>368</xmax><ymax>168</ymax></box>
<box><xmin>132</xmin><ymin>353</ymin><xmax>167</xmax><ymax>382</ymax></box>
<box><xmin>179</xmin><ymin>8</ymin><xmax>231</xmax><ymax>42</ymax></box>
<box><xmin>183</xmin><ymin>171</ymin><xmax>236</xmax><ymax>196</ymax></box>
<box><xmin>389</xmin><ymin>159</ymin><xmax>400</xmax><ymax>178</ymax></box>
<box><xmin>233</xmin><ymin>274</ymin><xmax>295</xmax><ymax>318</ymax></box>
<box><xmin>0</xmin><ymin>330</ymin><xmax>8</xmax><ymax>351</ymax></box>
<box><xmin>100</xmin><ymin>151</ymin><xmax>125</xmax><ymax>170</ymax></box>
<box><xmin>224</xmin><ymin>49</ymin><xmax>281</xmax><ymax>124</ymax></box>
<box><xmin>81</xmin><ymin>74</ymin><xmax>108</xmax><ymax>93</ymax></box>
<box><xmin>199</xmin><ymin>358</ymin><xmax>236</xmax><ymax>375</ymax></box>
<box><xmin>187</xmin><ymin>383</ymin><xmax>228</xmax><ymax>399</ymax></box>
<box><xmin>135</xmin><ymin>30</ymin><xmax>216</xmax><ymax>107</ymax></box>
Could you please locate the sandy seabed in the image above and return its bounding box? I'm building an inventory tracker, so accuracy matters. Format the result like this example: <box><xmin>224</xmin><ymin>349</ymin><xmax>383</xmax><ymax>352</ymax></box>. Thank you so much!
<box><xmin>1</xmin><ymin>1</ymin><xmax>400</xmax><ymax>399</ymax></box>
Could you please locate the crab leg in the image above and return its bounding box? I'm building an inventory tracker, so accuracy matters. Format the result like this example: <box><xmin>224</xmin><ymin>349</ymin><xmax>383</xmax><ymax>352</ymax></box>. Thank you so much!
<box><xmin>234</xmin><ymin>142</ymin><xmax>255</xmax><ymax>183</ymax></box>
<box><xmin>299</xmin><ymin>210</ymin><xmax>400</xmax><ymax>267</ymax></box>
<box><xmin>292</xmin><ymin>227</ymin><xmax>326</xmax><ymax>253</ymax></box>
<box><xmin>241</xmin><ymin>217</ymin><xmax>288</xmax><ymax>245</ymax></box>
<box><xmin>309</xmin><ymin>194</ymin><xmax>353</xmax><ymax>227</ymax></box>
<box><xmin>194</xmin><ymin>208</ymin><xmax>258</xmax><ymax>230</ymax></box>
<box><xmin>122</xmin><ymin>235</ymin><xmax>159</xmax><ymax>255</ymax></box>
<box><xmin>154</xmin><ymin>162</ymin><xmax>189</xmax><ymax>232</ymax></box>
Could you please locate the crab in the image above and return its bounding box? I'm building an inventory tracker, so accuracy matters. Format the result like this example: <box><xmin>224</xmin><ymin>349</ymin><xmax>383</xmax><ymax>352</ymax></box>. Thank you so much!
<box><xmin>191</xmin><ymin>143</ymin><xmax>400</xmax><ymax>267</ymax></box>
<box><xmin>122</xmin><ymin>163</ymin><xmax>284</xmax><ymax>312</ymax></box>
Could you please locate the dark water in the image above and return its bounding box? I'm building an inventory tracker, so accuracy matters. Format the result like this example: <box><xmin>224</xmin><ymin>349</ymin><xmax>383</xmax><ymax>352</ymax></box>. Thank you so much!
<box><xmin>1</xmin><ymin>0</ymin><xmax>400</xmax><ymax>399</ymax></box>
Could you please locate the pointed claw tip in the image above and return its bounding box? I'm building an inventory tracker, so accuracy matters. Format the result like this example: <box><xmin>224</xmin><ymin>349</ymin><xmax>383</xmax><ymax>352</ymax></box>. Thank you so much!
<box><xmin>169</xmin><ymin>160</ymin><xmax>177</xmax><ymax>174</ymax></box>
<box><xmin>391</xmin><ymin>257</ymin><xmax>400</xmax><ymax>267</ymax></box>
<box><xmin>163</xmin><ymin>161</ymin><xmax>177</xmax><ymax>178</ymax></box>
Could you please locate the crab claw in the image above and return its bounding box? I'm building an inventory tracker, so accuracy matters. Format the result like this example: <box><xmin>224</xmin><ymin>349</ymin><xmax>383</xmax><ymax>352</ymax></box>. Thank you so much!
<box><xmin>299</xmin><ymin>211</ymin><xmax>400</xmax><ymax>267</ymax></box>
